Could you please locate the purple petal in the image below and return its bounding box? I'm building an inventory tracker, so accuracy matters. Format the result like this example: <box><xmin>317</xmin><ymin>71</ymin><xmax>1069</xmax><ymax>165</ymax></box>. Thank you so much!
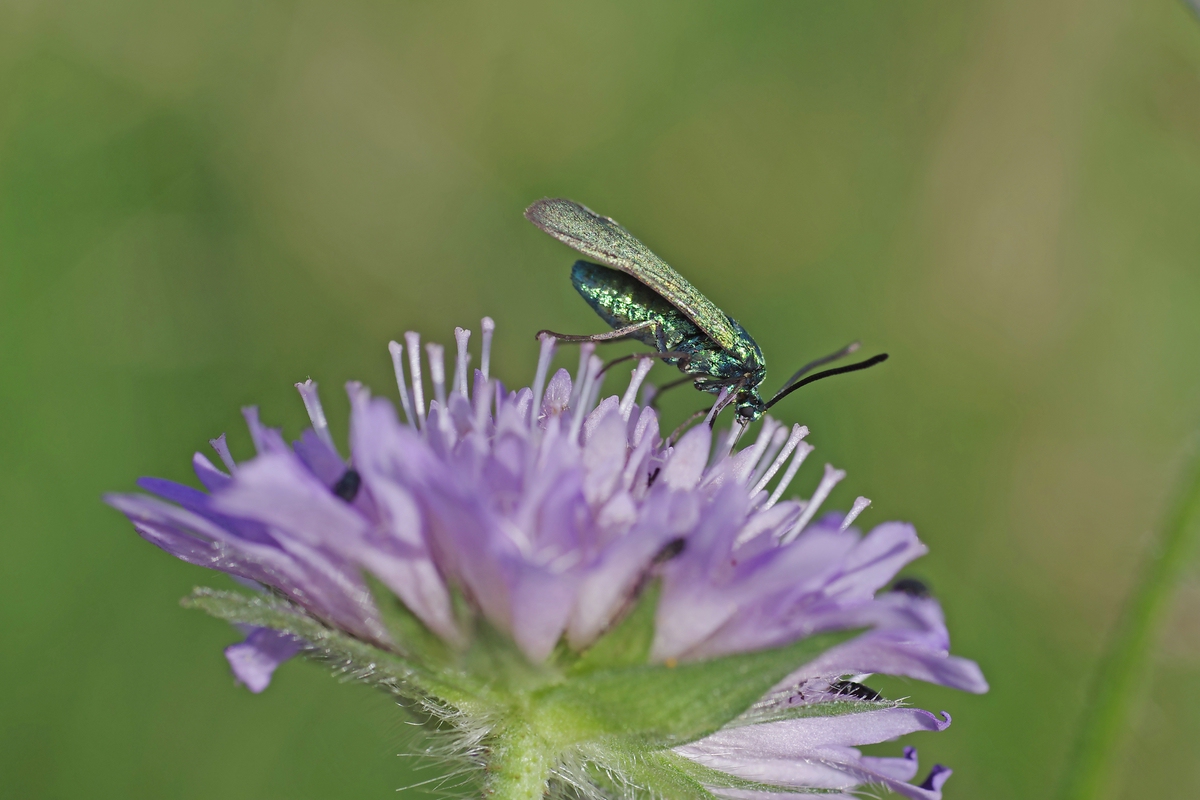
<box><xmin>797</xmin><ymin>633</ymin><xmax>989</xmax><ymax>694</ymax></box>
<box><xmin>293</xmin><ymin>428</ymin><xmax>346</xmax><ymax>486</ymax></box>
<box><xmin>224</xmin><ymin>627</ymin><xmax>305</xmax><ymax>693</ymax></box>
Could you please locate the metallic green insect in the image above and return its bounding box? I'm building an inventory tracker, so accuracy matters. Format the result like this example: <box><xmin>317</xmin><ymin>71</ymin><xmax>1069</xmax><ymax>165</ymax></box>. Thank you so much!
<box><xmin>525</xmin><ymin>198</ymin><xmax>887</xmax><ymax>423</ymax></box>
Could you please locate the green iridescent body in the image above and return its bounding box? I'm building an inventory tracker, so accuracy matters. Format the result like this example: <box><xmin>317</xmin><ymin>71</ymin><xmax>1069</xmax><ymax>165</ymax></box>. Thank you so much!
<box><xmin>526</xmin><ymin>198</ymin><xmax>769</xmax><ymax>420</ymax></box>
<box><xmin>572</xmin><ymin>261</ymin><xmax>767</xmax><ymax>401</ymax></box>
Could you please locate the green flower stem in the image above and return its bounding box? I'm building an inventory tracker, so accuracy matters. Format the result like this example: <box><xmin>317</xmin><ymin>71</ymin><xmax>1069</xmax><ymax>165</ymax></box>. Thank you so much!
<box><xmin>1060</xmin><ymin>436</ymin><xmax>1200</xmax><ymax>800</ymax></box>
<box><xmin>486</xmin><ymin>723</ymin><xmax>555</xmax><ymax>800</ymax></box>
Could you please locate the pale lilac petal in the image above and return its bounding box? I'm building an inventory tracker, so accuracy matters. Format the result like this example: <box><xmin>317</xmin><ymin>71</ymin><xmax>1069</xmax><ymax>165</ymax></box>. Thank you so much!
<box><xmin>660</xmin><ymin>425</ymin><xmax>711</xmax><ymax>489</ymax></box>
<box><xmin>225</xmin><ymin>627</ymin><xmax>305</xmax><ymax>693</ymax></box>
<box><xmin>293</xmin><ymin>428</ymin><xmax>346</xmax><ymax>486</ymax></box>
<box><xmin>192</xmin><ymin>452</ymin><xmax>231</xmax><ymax>492</ymax></box>
<box><xmin>798</xmin><ymin>634</ymin><xmax>989</xmax><ymax>694</ymax></box>
<box><xmin>210</xmin><ymin>453</ymin><xmax>369</xmax><ymax>548</ymax></box>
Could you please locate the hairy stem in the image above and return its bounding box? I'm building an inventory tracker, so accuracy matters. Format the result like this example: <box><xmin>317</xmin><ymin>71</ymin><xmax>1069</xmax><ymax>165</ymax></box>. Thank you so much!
<box><xmin>486</xmin><ymin>724</ymin><xmax>554</xmax><ymax>800</ymax></box>
<box><xmin>1059</xmin><ymin>435</ymin><xmax>1200</xmax><ymax>800</ymax></box>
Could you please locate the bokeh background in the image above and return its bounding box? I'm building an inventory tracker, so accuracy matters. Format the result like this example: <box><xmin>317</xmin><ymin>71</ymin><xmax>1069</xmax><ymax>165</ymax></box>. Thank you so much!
<box><xmin>4</xmin><ymin>1</ymin><xmax>1200</xmax><ymax>798</ymax></box>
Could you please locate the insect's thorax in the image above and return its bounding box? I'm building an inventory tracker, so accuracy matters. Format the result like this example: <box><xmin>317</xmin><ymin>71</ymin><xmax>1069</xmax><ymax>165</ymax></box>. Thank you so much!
<box><xmin>573</xmin><ymin>261</ymin><xmax>767</xmax><ymax>399</ymax></box>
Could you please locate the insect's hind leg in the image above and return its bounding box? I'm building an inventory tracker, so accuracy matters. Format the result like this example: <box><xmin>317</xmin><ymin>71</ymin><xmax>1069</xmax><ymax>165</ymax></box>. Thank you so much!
<box><xmin>646</xmin><ymin>373</ymin><xmax>695</xmax><ymax>409</ymax></box>
<box><xmin>536</xmin><ymin>320</ymin><xmax>668</xmax><ymax>351</ymax></box>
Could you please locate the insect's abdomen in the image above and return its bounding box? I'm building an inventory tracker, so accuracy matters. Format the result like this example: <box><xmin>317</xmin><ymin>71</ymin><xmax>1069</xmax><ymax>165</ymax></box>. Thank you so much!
<box><xmin>571</xmin><ymin>261</ymin><xmax>700</xmax><ymax>351</ymax></box>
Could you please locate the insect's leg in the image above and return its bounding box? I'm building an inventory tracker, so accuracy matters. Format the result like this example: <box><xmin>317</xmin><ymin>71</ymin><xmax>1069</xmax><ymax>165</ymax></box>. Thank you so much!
<box><xmin>666</xmin><ymin>408</ymin><xmax>710</xmax><ymax>446</ymax></box>
<box><xmin>536</xmin><ymin>320</ymin><xmax>663</xmax><ymax>344</ymax></box>
<box><xmin>706</xmin><ymin>381</ymin><xmax>745</xmax><ymax>428</ymax></box>
<box><xmin>598</xmin><ymin>349</ymin><xmax>689</xmax><ymax>376</ymax></box>
<box><xmin>646</xmin><ymin>374</ymin><xmax>695</xmax><ymax>409</ymax></box>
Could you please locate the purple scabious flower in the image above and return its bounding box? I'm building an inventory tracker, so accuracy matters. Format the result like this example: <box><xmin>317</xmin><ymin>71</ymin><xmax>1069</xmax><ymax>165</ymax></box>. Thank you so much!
<box><xmin>107</xmin><ymin>320</ymin><xmax>986</xmax><ymax>800</ymax></box>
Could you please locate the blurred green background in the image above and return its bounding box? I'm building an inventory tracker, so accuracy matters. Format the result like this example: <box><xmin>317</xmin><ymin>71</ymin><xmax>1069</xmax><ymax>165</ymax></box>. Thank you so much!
<box><xmin>4</xmin><ymin>1</ymin><xmax>1200</xmax><ymax>798</ymax></box>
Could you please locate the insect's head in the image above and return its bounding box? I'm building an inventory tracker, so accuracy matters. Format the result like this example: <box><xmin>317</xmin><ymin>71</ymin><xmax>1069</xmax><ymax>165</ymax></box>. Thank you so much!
<box><xmin>734</xmin><ymin>389</ymin><xmax>767</xmax><ymax>424</ymax></box>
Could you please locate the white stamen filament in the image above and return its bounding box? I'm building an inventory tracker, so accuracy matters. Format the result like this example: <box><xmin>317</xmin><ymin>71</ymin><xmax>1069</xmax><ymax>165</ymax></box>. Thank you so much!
<box><xmin>295</xmin><ymin>379</ymin><xmax>335</xmax><ymax>450</ymax></box>
<box><xmin>620</xmin><ymin>359</ymin><xmax>653</xmax><ymax>420</ymax></box>
<box><xmin>426</xmin><ymin>343</ymin><xmax>447</xmax><ymax>410</ymax></box>
<box><xmin>765</xmin><ymin>441</ymin><xmax>814</xmax><ymax>509</ymax></box>
<box><xmin>388</xmin><ymin>340</ymin><xmax>416</xmax><ymax>427</ymax></box>
<box><xmin>780</xmin><ymin>463</ymin><xmax>846</xmax><ymax>544</ymax></box>
<box><xmin>735</xmin><ymin>417</ymin><xmax>781</xmax><ymax>484</ymax></box>
<box><xmin>712</xmin><ymin>416</ymin><xmax>747</xmax><ymax>467</ymax></box>
<box><xmin>569</xmin><ymin>342</ymin><xmax>596</xmax><ymax>408</ymax></box>
<box><xmin>241</xmin><ymin>407</ymin><xmax>266</xmax><ymax>454</ymax></box>
<box><xmin>704</xmin><ymin>387</ymin><xmax>732</xmax><ymax>426</ymax></box>
<box><xmin>480</xmin><ymin>317</ymin><xmax>495</xmax><ymax>381</ymax></box>
<box><xmin>530</xmin><ymin>334</ymin><xmax>556</xmax><ymax>425</ymax></box>
<box><xmin>569</xmin><ymin>354</ymin><xmax>602</xmax><ymax>440</ymax></box>
<box><xmin>404</xmin><ymin>331</ymin><xmax>426</xmax><ymax>429</ymax></box>
<box><xmin>453</xmin><ymin>327</ymin><xmax>472</xmax><ymax>399</ymax></box>
<box><xmin>580</xmin><ymin>354</ymin><xmax>605</xmax><ymax>418</ymax></box>
<box><xmin>751</xmin><ymin>424</ymin><xmax>809</xmax><ymax>497</ymax></box>
<box><xmin>840</xmin><ymin>496</ymin><xmax>872</xmax><ymax>532</ymax></box>
<box><xmin>209</xmin><ymin>434</ymin><xmax>237</xmax><ymax>473</ymax></box>
<box><xmin>748</xmin><ymin>423</ymin><xmax>789</xmax><ymax>488</ymax></box>
<box><xmin>639</xmin><ymin>382</ymin><xmax>658</xmax><ymax>409</ymax></box>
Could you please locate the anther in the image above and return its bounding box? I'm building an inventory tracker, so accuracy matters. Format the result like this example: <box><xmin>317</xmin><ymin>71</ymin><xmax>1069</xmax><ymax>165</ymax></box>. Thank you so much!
<box><xmin>388</xmin><ymin>340</ymin><xmax>416</xmax><ymax>427</ymax></box>
<box><xmin>295</xmin><ymin>379</ymin><xmax>336</xmax><ymax>451</ymax></box>
<box><xmin>404</xmin><ymin>331</ymin><xmax>426</xmax><ymax>429</ymax></box>
<box><xmin>453</xmin><ymin>327</ymin><xmax>472</xmax><ymax>399</ymax></box>
<box><xmin>480</xmin><ymin>317</ymin><xmax>495</xmax><ymax>382</ymax></box>
<box><xmin>839</xmin><ymin>496</ymin><xmax>872</xmax><ymax>532</ymax></box>
<box><xmin>781</xmin><ymin>463</ymin><xmax>846</xmax><ymax>544</ymax></box>
<box><xmin>209</xmin><ymin>433</ymin><xmax>237</xmax><ymax>473</ymax></box>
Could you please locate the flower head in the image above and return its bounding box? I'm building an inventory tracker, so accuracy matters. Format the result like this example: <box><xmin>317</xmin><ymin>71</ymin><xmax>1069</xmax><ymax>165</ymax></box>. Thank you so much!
<box><xmin>107</xmin><ymin>320</ymin><xmax>985</xmax><ymax>800</ymax></box>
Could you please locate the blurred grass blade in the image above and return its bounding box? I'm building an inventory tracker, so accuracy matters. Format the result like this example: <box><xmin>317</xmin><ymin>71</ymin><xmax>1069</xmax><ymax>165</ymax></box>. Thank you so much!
<box><xmin>1059</xmin><ymin>434</ymin><xmax>1200</xmax><ymax>800</ymax></box>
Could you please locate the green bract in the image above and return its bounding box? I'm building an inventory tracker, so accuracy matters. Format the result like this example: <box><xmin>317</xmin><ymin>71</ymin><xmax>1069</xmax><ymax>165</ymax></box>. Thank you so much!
<box><xmin>185</xmin><ymin>583</ymin><xmax>870</xmax><ymax>800</ymax></box>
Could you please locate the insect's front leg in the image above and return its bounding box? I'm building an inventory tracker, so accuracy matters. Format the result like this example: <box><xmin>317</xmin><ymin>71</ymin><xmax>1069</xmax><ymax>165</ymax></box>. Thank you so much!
<box><xmin>536</xmin><ymin>319</ymin><xmax>666</xmax><ymax>347</ymax></box>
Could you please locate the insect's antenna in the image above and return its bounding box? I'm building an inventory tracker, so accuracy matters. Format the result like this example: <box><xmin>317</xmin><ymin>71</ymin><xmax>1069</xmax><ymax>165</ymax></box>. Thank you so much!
<box><xmin>764</xmin><ymin>353</ymin><xmax>889</xmax><ymax>410</ymax></box>
<box><xmin>777</xmin><ymin>341</ymin><xmax>861</xmax><ymax>396</ymax></box>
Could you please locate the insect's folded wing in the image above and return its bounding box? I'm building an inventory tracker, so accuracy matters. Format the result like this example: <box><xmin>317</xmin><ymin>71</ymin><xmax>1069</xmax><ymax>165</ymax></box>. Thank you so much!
<box><xmin>526</xmin><ymin>198</ymin><xmax>740</xmax><ymax>354</ymax></box>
